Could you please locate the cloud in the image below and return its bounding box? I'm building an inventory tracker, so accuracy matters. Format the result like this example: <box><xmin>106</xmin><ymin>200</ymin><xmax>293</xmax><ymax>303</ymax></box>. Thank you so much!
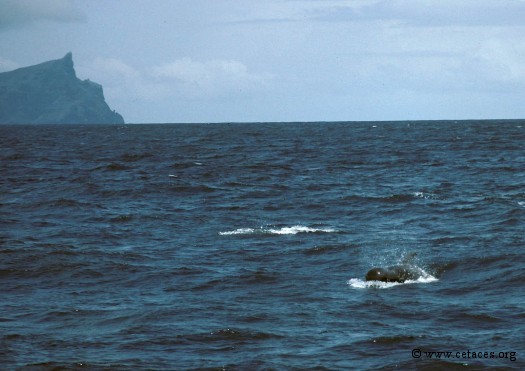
<box><xmin>474</xmin><ymin>38</ymin><xmax>525</xmax><ymax>85</ymax></box>
<box><xmin>79</xmin><ymin>56</ymin><xmax>272</xmax><ymax>106</ymax></box>
<box><xmin>78</xmin><ymin>58</ymin><xmax>169</xmax><ymax>102</ymax></box>
<box><xmin>213</xmin><ymin>0</ymin><xmax>525</xmax><ymax>28</ymax></box>
<box><xmin>305</xmin><ymin>0</ymin><xmax>525</xmax><ymax>27</ymax></box>
<box><xmin>0</xmin><ymin>0</ymin><xmax>85</xmax><ymax>30</ymax></box>
<box><xmin>337</xmin><ymin>36</ymin><xmax>525</xmax><ymax>98</ymax></box>
<box><xmin>152</xmin><ymin>58</ymin><xmax>273</xmax><ymax>98</ymax></box>
<box><xmin>75</xmin><ymin>56</ymin><xmax>274</xmax><ymax>122</ymax></box>
<box><xmin>0</xmin><ymin>56</ymin><xmax>18</xmax><ymax>72</ymax></box>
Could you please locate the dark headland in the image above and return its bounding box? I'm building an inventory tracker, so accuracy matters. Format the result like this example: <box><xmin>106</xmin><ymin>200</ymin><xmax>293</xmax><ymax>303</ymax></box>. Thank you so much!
<box><xmin>0</xmin><ymin>53</ymin><xmax>124</xmax><ymax>124</ymax></box>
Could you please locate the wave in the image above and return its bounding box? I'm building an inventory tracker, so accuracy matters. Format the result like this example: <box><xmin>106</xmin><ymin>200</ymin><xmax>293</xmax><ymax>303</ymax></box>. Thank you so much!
<box><xmin>366</xmin><ymin>335</ymin><xmax>419</xmax><ymax>345</ymax></box>
<box><xmin>120</xmin><ymin>152</ymin><xmax>153</xmax><ymax>162</ymax></box>
<box><xmin>219</xmin><ymin>225</ymin><xmax>338</xmax><ymax>236</ymax></box>
<box><xmin>95</xmin><ymin>163</ymin><xmax>131</xmax><ymax>171</ymax></box>
<box><xmin>413</xmin><ymin>191</ymin><xmax>439</xmax><ymax>200</ymax></box>
<box><xmin>167</xmin><ymin>184</ymin><xmax>217</xmax><ymax>193</ymax></box>
<box><xmin>163</xmin><ymin>328</ymin><xmax>284</xmax><ymax>344</ymax></box>
<box><xmin>303</xmin><ymin>244</ymin><xmax>357</xmax><ymax>255</ymax></box>
<box><xmin>342</xmin><ymin>191</ymin><xmax>440</xmax><ymax>204</ymax></box>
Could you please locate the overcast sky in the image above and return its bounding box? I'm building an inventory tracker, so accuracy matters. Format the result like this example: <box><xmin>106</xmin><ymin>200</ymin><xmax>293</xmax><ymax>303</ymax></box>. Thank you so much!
<box><xmin>1</xmin><ymin>0</ymin><xmax>525</xmax><ymax>123</ymax></box>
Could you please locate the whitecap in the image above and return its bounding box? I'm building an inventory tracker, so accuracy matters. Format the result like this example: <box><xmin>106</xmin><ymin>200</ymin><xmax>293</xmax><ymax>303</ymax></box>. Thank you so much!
<box><xmin>413</xmin><ymin>191</ymin><xmax>437</xmax><ymax>200</ymax></box>
<box><xmin>219</xmin><ymin>225</ymin><xmax>337</xmax><ymax>236</ymax></box>
<box><xmin>347</xmin><ymin>278</ymin><xmax>404</xmax><ymax>289</ymax></box>
<box><xmin>267</xmin><ymin>225</ymin><xmax>336</xmax><ymax>235</ymax></box>
<box><xmin>219</xmin><ymin>228</ymin><xmax>255</xmax><ymax>236</ymax></box>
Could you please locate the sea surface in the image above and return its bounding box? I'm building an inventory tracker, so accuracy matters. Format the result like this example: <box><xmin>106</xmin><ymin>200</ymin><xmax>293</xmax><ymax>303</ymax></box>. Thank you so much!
<box><xmin>1</xmin><ymin>120</ymin><xmax>524</xmax><ymax>370</ymax></box>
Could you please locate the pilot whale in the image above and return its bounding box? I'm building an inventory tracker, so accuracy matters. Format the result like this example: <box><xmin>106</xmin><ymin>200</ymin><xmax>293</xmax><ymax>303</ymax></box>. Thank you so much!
<box><xmin>365</xmin><ymin>253</ymin><xmax>423</xmax><ymax>283</ymax></box>
<box><xmin>365</xmin><ymin>265</ymin><xmax>421</xmax><ymax>283</ymax></box>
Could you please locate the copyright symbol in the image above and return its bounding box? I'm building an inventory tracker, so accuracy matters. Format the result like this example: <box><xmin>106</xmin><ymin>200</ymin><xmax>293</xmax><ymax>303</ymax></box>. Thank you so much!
<box><xmin>412</xmin><ymin>348</ymin><xmax>421</xmax><ymax>358</ymax></box>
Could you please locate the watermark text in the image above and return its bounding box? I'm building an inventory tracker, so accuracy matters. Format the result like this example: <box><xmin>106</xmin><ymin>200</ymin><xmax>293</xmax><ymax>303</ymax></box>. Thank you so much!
<box><xmin>412</xmin><ymin>348</ymin><xmax>516</xmax><ymax>362</ymax></box>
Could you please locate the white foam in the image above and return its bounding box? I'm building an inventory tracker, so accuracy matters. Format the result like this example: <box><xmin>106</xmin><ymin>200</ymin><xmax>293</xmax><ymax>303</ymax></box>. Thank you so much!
<box><xmin>518</xmin><ymin>201</ymin><xmax>525</xmax><ymax>208</ymax></box>
<box><xmin>413</xmin><ymin>191</ymin><xmax>436</xmax><ymax>200</ymax></box>
<box><xmin>219</xmin><ymin>225</ymin><xmax>337</xmax><ymax>236</ymax></box>
<box><xmin>219</xmin><ymin>228</ymin><xmax>255</xmax><ymax>236</ymax></box>
<box><xmin>347</xmin><ymin>278</ymin><xmax>401</xmax><ymax>289</ymax></box>
<box><xmin>267</xmin><ymin>226</ymin><xmax>336</xmax><ymax>235</ymax></box>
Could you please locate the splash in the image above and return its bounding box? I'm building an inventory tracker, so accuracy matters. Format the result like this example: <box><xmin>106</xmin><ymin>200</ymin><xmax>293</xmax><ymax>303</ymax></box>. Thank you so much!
<box><xmin>268</xmin><ymin>226</ymin><xmax>336</xmax><ymax>235</ymax></box>
<box><xmin>413</xmin><ymin>191</ymin><xmax>438</xmax><ymax>200</ymax></box>
<box><xmin>219</xmin><ymin>228</ymin><xmax>256</xmax><ymax>236</ymax></box>
<box><xmin>219</xmin><ymin>225</ymin><xmax>337</xmax><ymax>236</ymax></box>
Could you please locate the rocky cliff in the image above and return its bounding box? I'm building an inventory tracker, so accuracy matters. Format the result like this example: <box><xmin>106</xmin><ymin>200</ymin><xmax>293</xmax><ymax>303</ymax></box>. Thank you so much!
<box><xmin>0</xmin><ymin>53</ymin><xmax>124</xmax><ymax>124</ymax></box>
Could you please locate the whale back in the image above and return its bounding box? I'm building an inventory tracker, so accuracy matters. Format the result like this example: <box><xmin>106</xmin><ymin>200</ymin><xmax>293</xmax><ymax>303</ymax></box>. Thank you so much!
<box><xmin>365</xmin><ymin>267</ymin><xmax>400</xmax><ymax>282</ymax></box>
<box><xmin>365</xmin><ymin>265</ymin><xmax>419</xmax><ymax>283</ymax></box>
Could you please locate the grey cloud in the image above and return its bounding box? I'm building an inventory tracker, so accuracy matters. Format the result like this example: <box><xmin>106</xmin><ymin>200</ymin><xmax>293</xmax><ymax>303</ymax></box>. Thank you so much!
<box><xmin>0</xmin><ymin>0</ymin><xmax>86</xmax><ymax>30</ymax></box>
<box><xmin>218</xmin><ymin>0</ymin><xmax>525</xmax><ymax>28</ymax></box>
<box><xmin>0</xmin><ymin>56</ymin><xmax>18</xmax><ymax>72</ymax></box>
<box><xmin>311</xmin><ymin>0</ymin><xmax>525</xmax><ymax>27</ymax></box>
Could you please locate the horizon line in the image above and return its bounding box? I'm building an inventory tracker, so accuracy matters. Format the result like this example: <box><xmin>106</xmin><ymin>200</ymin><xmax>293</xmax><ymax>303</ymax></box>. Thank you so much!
<box><xmin>120</xmin><ymin>118</ymin><xmax>525</xmax><ymax>125</ymax></box>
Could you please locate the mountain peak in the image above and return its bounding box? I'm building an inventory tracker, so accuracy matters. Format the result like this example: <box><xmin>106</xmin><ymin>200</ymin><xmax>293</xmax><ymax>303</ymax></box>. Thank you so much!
<box><xmin>62</xmin><ymin>52</ymin><xmax>74</xmax><ymax>69</ymax></box>
<box><xmin>0</xmin><ymin>53</ymin><xmax>124</xmax><ymax>124</ymax></box>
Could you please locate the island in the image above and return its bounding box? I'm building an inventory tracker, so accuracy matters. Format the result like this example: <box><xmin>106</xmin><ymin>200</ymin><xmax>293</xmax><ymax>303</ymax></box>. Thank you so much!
<box><xmin>0</xmin><ymin>52</ymin><xmax>124</xmax><ymax>124</ymax></box>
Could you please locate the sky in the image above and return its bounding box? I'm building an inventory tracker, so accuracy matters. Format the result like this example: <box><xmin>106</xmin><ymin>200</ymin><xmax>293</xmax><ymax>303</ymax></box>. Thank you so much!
<box><xmin>1</xmin><ymin>0</ymin><xmax>525</xmax><ymax>123</ymax></box>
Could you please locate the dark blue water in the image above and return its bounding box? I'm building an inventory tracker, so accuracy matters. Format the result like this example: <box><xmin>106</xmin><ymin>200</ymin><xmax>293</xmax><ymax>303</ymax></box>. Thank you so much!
<box><xmin>1</xmin><ymin>121</ymin><xmax>524</xmax><ymax>369</ymax></box>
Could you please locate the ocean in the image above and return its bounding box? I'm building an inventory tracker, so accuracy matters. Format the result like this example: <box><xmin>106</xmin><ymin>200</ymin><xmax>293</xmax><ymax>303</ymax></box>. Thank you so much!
<box><xmin>1</xmin><ymin>120</ymin><xmax>524</xmax><ymax>370</ymax></box>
